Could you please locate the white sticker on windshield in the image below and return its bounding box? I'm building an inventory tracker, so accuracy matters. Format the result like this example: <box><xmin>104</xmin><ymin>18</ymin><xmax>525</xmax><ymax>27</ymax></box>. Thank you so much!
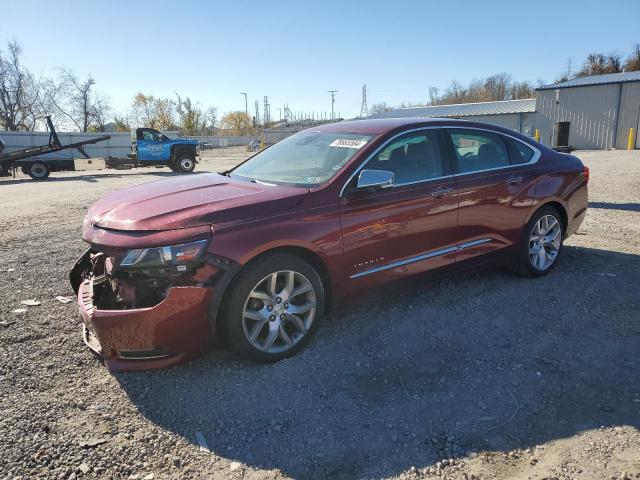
<box><xmin>330</xmin><ymin>139</ymin><xmax>367</xmax><ymax>149</ymax></box>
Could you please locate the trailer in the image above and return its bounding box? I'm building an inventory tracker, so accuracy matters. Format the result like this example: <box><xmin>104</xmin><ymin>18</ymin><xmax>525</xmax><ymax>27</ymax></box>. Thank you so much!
<box><xmin>0</xmin><ymin>116</ymin><xmax>111</xmax><ymax>180</ymax></box>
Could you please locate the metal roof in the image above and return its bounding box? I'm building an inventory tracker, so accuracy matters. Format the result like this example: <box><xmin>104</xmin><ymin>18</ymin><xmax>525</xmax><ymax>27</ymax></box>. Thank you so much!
<box><xmin>368</xmin><ymin>98</ymin><xmax>536</xmax><ymax>119</ymax></box>
<box><xmin>537</xmin><ymin>71</ymin><xmax>640</xmax><ymax>90</ymax></box>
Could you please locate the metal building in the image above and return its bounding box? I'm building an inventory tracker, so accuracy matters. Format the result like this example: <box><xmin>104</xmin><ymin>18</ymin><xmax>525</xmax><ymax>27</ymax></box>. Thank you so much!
<box><xmin>535</xmin><ymin>71</ymin><xmax>640</xmax><ymax>150</ymax></box>
<box><xmin>368</xmin><ymin>71</ymin><xmax>640</xmax><ymax>150</ymax></box>
<box><xmin>368</xmin><ymin>99</ymin><xmax>537</xmax><ymax>135</ymax></box>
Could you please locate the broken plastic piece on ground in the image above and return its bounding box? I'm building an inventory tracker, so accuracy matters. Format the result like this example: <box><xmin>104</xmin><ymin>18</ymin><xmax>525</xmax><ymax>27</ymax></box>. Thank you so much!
<box><xmin>55</xmin><ymin>295</ymin><xmax>73</xmax><ymax>304</ymax></box>
<box><xmin>20</xmin><ymin>299</ymin><xmax>41</xmax><ymax>306</ymax></box>
<box><xmin>12</xmin><ymin>308</ymin><xmax>27</xmax><ymax>313</ymax></box>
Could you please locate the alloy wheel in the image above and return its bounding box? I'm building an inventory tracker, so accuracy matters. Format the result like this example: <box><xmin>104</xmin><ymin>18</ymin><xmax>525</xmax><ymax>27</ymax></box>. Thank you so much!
<box><xmin>529</xmin><ymin>214</ymin><xmax>561</xmax><ymax>271</ymax></box>
<box><xmin>242</xmin><ymin>270</ymin><xmax>316</xmax><ymax>353</ymax></box>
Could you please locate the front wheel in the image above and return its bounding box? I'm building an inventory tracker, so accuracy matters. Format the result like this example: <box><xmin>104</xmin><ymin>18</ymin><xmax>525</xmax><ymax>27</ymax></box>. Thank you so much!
<box><xmin>221</xmin><ymin>255</ymin><xmax>324</xmax><ymax>362</ymax></box>
<box><xmin>174</xmin><ymin>155</ymin><xmax>196</xmax><ymax>173</ymax></box>
<box><xmin>515</xmin><ymin>206</ymin><xmax>564</xmax><ymax>276</ymax></box>
<box><xmin>28</xmin><ymin>162</ymin><xmax>51</xmax><ymax>180</ymax></box>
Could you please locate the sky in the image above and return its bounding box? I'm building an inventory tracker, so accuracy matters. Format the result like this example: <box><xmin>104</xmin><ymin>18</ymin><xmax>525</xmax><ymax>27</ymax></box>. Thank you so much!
<box><xmin>3</xmin><ymin>0</ymin><xmax>640</xmax><ymax>121</ymax></box>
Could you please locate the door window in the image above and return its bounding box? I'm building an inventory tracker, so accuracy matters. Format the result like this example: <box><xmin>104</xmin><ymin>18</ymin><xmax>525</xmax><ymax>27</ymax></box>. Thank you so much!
<box><xmin>142</xmin><ymin>129</ymin><xmax>160</xmax><ymax>141</ymax></box>
<box><xmin>366</xmin><ymin>129</ymin><xmax>448</xmax><ymax>185</ymax></box>
<box><xmin>447</xmin><ymin>129</ymin><xmax>510</xmax><ymax>174</ymax></box>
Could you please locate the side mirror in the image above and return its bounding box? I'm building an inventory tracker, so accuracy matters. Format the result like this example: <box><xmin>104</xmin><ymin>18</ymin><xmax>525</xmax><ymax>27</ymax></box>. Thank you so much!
<box><xmin>357</xmin><ymin>169</ymin><xmax>394</xmax><ymax>189</ymax></box>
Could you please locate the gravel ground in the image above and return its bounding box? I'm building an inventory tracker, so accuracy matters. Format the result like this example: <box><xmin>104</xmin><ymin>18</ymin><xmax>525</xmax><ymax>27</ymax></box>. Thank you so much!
<box><xmin>0</xmin><ymin>149</ymin><xmax>639</xmax><ymax>480</ymax></box>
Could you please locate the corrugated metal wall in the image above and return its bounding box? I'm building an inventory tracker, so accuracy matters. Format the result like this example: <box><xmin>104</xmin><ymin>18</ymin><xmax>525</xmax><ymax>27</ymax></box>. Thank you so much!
<box><xmin>616</xmin><ymin>82</ymin><xmax>640</xmax><ymax>149</ymax></box>
<box><xmin>535</xmin><ymin>85</ymin><xmax>620</xmax><ymax>149</ymax></box>
<box><xmin>456</xmin><ymin>114</ymin><xmax>521</xmax><ymax>131</ymax></box>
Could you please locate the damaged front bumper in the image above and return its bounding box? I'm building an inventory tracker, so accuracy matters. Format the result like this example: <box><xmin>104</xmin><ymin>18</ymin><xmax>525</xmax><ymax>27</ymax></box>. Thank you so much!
<box><xmin>70</xmin><ymin>249</ymin><xmax>216</xmax><ymax>371</ymax></box>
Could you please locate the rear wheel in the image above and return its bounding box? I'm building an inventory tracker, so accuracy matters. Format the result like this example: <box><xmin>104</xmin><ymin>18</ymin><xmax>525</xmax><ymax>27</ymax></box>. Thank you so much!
<box><xmin>28</xmin><ymin>162</ymin><xmax>50</xmax><ymax>180</ymax></box>
<box><xmin>221</xmin><ymin>254</ymin><xmax>324</xmax><ymax>362</ymax></box>
<box><xmin>174</xmin><ymin>155</ymin><xmax>196</xmax><ymax>173</ymax></box>
<box><xmin>515</xmin><ymin>206</ymin><xmax>564</xmax><ymax>276</ymax></box>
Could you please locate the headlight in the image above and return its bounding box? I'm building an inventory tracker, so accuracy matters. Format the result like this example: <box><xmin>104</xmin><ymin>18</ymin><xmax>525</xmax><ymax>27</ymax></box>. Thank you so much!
<box><xmin>120</xmin><ymin>239</ymin><xmax>209</xmax><ymax>271</ymax></box>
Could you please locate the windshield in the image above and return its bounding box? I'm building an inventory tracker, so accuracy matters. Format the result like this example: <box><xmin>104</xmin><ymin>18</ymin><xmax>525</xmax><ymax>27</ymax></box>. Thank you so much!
<box><xmin>231</xmin><ymin>131</ymin><xmax>373</xmax><ymax>186</ymax></box>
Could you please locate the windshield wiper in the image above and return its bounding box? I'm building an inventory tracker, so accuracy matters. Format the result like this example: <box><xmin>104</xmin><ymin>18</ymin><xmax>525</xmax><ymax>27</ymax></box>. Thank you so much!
<box><xmin>251</xmin><ymin>179</ymin><xmax>276</xmax><ymax>186</ymax></box>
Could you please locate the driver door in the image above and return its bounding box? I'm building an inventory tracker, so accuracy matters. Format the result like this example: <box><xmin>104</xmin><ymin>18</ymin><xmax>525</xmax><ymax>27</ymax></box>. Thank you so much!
<box><xmin>339</xmin><ymin>127</ymin><xmax>459</xmax><ymax>293</ymax></box>
<box><xmin>137</xmin><ymin>128</ymin><xmax>167</xmax><ymax>161</ymax></box>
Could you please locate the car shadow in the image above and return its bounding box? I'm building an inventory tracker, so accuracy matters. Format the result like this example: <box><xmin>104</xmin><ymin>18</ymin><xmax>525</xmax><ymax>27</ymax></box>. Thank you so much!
<box><xmin>588</xmin><ymin>201</ymin><xmax>640</xmax><ymax>212</ymax></box>
<box><xmin>114</xmin><ymin>245</ymin><xmax>640</xmax><ymax>479</ymax></box>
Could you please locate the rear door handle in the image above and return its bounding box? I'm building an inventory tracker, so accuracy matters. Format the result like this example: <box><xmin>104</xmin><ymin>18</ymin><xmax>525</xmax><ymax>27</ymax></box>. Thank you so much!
<box><xmin>507</xmin><ymin>175</ymin><xmax>525</xmax><ymax>185</ymax></box>
<box><xmin>430</xmin><ymin>187</ymin><xmax>454</xmax><ymax>198</ymax></box>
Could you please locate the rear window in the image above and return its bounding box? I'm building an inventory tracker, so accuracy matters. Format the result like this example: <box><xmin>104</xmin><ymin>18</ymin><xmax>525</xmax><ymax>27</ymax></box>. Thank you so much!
<box><xmin>447</xmin><ymin>129</ymin><xmax>510</xmax><ymax>174</ymax></box>
<box><xmin>505</xmin><ymin>137</ymin><xmax>535</xmax><ymax>165</ymax></box>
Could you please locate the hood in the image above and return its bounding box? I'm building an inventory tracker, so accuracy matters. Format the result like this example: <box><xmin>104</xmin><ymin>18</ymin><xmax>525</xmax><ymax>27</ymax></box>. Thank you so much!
<box><xmin>88</xmin><ymin>173</ymin><xmax>309</xmax><ymax>231</ymax></box>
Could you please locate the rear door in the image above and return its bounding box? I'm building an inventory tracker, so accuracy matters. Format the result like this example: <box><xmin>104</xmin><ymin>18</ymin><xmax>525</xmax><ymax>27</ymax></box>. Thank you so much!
<box><xmin>339</xmin><ymin>127</ymin><xmax>459</xmax><ymax>292</ymax></box>
<box><xmin>443</xmin><ymin>127</ymin><xmax>540</xmax><ymax>261</ymax></box>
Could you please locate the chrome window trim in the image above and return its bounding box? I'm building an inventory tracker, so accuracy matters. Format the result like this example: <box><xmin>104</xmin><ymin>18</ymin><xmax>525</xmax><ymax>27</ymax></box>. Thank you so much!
<box><xmin>339</xmin><ymin>126</ymin><xmax>444</xmax><ymax>197</ymax></box>
<box><xmin>446</xmin><ymin>126</ymin><xmax>541</xmax><ymax>177</ymax></box>
<box><xmin>339</xmin><ymin>125</ymin><xmax>541</xmax><ymax>197</ymax></box>
<box><xmin>349</xmin><ymin>238</ymin><xmax>491</xmax><ymax>279</ymax></box>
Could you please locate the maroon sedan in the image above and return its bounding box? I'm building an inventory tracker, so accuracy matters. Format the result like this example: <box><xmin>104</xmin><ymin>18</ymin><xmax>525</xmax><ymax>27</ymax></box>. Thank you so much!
<box><xmin>70</xmin><ymin>118</ymin><xmax>588</xmax><ymax>371</ymax></box>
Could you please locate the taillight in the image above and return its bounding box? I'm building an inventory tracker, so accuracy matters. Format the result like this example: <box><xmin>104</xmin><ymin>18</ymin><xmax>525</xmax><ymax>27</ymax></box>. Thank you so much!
<box><xmin>583</xmin><ymin>165</ymin><xmax>589</xmax><ymax>184</ymax></box>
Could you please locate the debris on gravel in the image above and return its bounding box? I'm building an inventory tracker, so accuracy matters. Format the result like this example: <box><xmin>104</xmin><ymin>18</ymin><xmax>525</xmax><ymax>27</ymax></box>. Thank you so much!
<box><xmin>1</xmin><ymin>150</ymin><xmax>639</xmax><ymax>479</ymax></box>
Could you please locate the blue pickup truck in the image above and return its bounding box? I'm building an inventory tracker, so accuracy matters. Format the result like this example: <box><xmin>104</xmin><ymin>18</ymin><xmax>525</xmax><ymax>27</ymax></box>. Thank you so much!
<box><xmin>131</xmin><ymin>128</ymin><xmax>200</xmax><ymax>173</ymax></box>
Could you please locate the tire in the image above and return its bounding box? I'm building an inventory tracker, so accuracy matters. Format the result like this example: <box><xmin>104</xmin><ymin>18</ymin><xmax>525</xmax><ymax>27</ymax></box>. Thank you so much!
<box><xmin>174</xmin><ymin>155</ymin><xmax>196</xmax><ymax>173</ymax></box>
<box><xmin>28</xmin><ymin>162</ymin><xmax>50</xmax><ymax>180</ymax></box>
<box><xmin>514</xmin><ymin>206</ymin><xmax>564</xmax><ymax>277</ymax></box>
<box><xmin>221</xmin><ymin>254</ymin><xmax>325</xmax><ymax>362</ymax></box>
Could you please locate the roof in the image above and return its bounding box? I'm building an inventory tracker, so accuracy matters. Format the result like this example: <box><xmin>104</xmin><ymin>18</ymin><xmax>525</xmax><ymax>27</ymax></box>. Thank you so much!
<box><xmin>537</xmin><ymin>71</ymin><xmax>640</xmax><ymax>90</ymax></box>
<box><xmin>367</xmin><ymin>98</ymin><xmax>536</xmax><ymax>119</ymax></box>
<box><xmin>313</xmin><ymin>117</ymin><xmax>525</xmax><ymax>135</ymax></box>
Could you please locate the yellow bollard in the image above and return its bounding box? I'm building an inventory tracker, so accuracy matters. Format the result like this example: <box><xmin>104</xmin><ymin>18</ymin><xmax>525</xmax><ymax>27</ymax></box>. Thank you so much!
<box><xmin>628</xmin><ymin>128</ymin><xmax>635</xmax><ymax>150</ymax></box>
<box><xmin>534</xmin><ymin>128</ymin><xmax>541</xmax><ymax>142</ymax></box>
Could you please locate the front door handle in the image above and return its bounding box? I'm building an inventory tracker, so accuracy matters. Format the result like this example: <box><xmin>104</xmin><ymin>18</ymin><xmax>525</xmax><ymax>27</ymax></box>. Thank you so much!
<box><xmin>430</xmin><ymin>187</ymin><xmax>454</xmax><ymax>198</ymax></box>
<box><xmin>507</xmin><ymin>175</ymin><xmax>524</xmax><ymax>185</ymax></box>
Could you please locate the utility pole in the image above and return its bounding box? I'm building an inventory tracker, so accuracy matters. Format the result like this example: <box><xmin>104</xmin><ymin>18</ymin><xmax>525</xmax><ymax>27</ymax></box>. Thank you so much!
<box><xmin>254</xmin><ymin>100</ymin><xmax>260</xmax><ymax>125</ymax></box>
<box><xmin>263</xmin><ymin>96</ymin><xmax>269</xmax><ymax>125</ymax></box>
<box><xmin>428</xmin><ymin>86</ymin><xmax>439</xmax><ymax>104</ymax></box>
<box><xmin>359</xmin><ymin>84</ymin><xmax>368</xmax><ymax>117</ymax></box>
<box><xmin>240</xmin><ymin>92</ymin><xmax>248</xmax><ymax>116</ymax></box>
<box><xmin>328</xmin><ymin>90</ymin><xmax>337</xmax><ymax>120</ymax></box>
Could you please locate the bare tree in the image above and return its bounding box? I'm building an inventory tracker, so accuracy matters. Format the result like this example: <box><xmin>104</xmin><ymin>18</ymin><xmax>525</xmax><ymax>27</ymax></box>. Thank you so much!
<box><xmin>89</xmin><ymin>93</ymin><xmax>111</xmax><ymax>132</ymax></box>
<box><xmin>44</xmin><ymin>68</ymin><xmax>110</xmax><ymax>132</ymax></box>
<box><xmin>606</xmin><ymin>54</ymin><xmax>622</xmax><ymax>73</ymax></box>
<box><xmin>369</xmin><ymin>102</ymin><xmax>392</xmax><ymax>115</ymax></box>
<box><xmin>624</xmin><ymin>44</ymin><xmax>640</xmax><ymax>71</ymax></box>
<box><xmin>0</xmin><ymin>39</ymin><xmax>46</xmax><ymax>131</ymax></box>
<box><xmin>204</xmin><ymin>106</ymin><xmax>218</xmax><ymax>132</ymax></box>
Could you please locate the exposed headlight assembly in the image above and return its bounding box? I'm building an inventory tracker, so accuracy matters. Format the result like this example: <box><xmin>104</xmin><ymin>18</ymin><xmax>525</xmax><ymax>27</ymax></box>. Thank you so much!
<box><xmin>120</xmin><ymin>239</ymin><xmax>209</xmax><ymax>271</ymax></box>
